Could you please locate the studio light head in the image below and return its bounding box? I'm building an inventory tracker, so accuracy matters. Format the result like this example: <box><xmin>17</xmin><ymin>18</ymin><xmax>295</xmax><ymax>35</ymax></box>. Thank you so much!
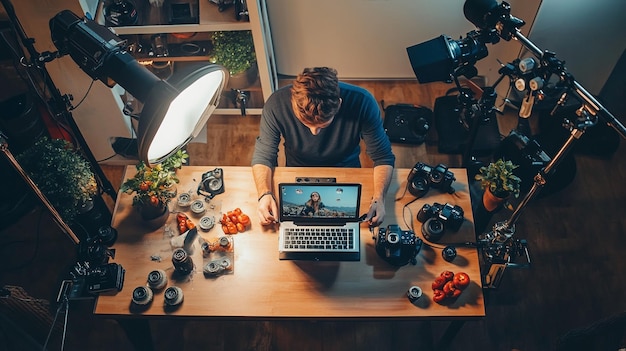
<box><xmin>463</xmin><ymin>0</ymin><xmax>525</xmax><ymax>41</ymax></box>
<box><xmin>406</xmin><ymin>32</ymin><xmax>490</xmax><ymax>83</ymax></box>
<box><xmin>49</xmin><ymin>10</ymin><xmax>228</xmax><ymax>165</ymax></box>
<box><xmin>407</xmin><ymin>0</ymin><xmax>525</xmax><ymax>84</ymax></box>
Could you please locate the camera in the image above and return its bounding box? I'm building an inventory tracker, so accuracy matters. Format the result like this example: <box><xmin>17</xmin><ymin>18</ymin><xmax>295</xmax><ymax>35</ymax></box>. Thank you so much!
<box><xmin>77</xmin><ymin>225</ymin><xmax>118</xmax><ymax>266</ymax></box>
<box><xmin>197</xmin><ymin>167</ymin><xmax>225</xmax><ymax>199</ymax></box>
<box><xmin>85</xmin><ymin>263</ymin><xmax>125</xmax><ymax>294</ymax></box>
<box><xmin>373</xmin><ymin>224</ymin><xmax>422</xmax><ymax>266</ymax></box>
<box><xmin>417</xmin><ymin>202</ymin><xmax>465</xmax><ymax>242</ymax></box>
<box><xmin>407</xmin><ymin>162</ymin><xmax>456</xmax><ymax>198</ymax></box>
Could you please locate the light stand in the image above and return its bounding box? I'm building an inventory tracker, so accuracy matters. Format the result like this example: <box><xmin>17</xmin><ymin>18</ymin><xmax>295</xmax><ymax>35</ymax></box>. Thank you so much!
<box><xmin>0</xmin><ymin>0</ymin><xmax>118</xmax><ymax>201</ymax></box>
<box><xmin>466</xmin><ymin>1</ymin><xmax>626</xmax><ymax>288</ymax></box>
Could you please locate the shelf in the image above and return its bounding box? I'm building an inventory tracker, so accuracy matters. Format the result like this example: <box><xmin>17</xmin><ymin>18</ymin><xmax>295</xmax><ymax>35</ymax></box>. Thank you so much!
<box><xmin>107</xmin><ymin>0</ymin><xmax>251</xmax><ymax>35</ymax></box>
<box><xmin>215</xmin><ymin>108</ymin><xmax>263</xmax><ymax>115</ymax></box>
<box><xmin>98</xmin><ymin>0</ymin><xmax>276</xmax><ymax>117</ymax></box>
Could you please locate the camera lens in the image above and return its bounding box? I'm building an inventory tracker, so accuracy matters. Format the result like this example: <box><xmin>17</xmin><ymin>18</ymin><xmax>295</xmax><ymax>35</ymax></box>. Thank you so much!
<box><xmin>429</xmin><ymin>171</ymin><xmax>442</xmax><ymax>184</ymax></box>
<box><xmin>408</xmin><ymin>178</ymin><xmax>429</xmax><ymax>198</ymax></box>
<box><xmin>422</xmin><ymin>218</ymin><xmax>445</xmax><ymax>242</ymax></box>
<box><xmin>446</xmin><ymin>33</ymin><xmax>488</xmax><ymax>69</ymax></box>
<box><xmin>164</xmin><ymin>286</ymin><xmax>184</xmax><ymax>306</ymax></box>
<box><xmin>407</xmin><ymin>286</ymin><xmax>423</xmax><ymax>302</ymax></box>
<box><xmin>219</xmin><ymin>236</ymin><xmax>232</xmax><ymax>249</ymax></box>
<box><xmin>208</xmin><ymin>178</ymin><xmax>223</xmax><ymax>191</ymax></box>
<box><xmin>190</xmin><ymin>200</ymin><xmax>206</xmax><ymax>215</ymax></box>
<box><xmin>387</xmin><ymin>232</ymin><xmax>400</xmax><ymax>245</ymax></box>
<box><xmin>442</xmin><ymin>246</ymin><xmax>457</xmax><ymax>262</ymax></box>
<box><xmin>203</xmin><ymin>261</ymin><xmax>223</xmax><ymax>275</ymax></box>
<box><xmin>95</xmin><ymin>226</ymin><xmax>118</xmax><ymax>246</ymax></box>
<box><xmin>147</xmin><ymin>269</ymin><xmax>167</xmax><ymax>290</ymax></box>
<box><xmin>172</xmin><ymin>248</ymin><xmax>194</xmax><ymax>275</ymax></box>
<box><xmin>132</xmin><ymin>286</ymin><xmax>153</xmax><ymax>306</ymax></box>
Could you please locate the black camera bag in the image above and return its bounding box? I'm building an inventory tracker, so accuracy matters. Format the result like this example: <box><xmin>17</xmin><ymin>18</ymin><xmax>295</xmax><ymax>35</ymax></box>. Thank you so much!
<box><xmin>433</xmin><ymin>89</ymin><xmax>500</xmax><ymax>155</ymax></box>
<box><xmin>383</xmin><ymin>104</ymin><xmax>432</xmax><ymax>145</ymax></box>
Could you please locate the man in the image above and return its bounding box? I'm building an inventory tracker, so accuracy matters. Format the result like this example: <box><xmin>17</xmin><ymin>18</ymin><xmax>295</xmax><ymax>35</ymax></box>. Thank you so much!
<box><xmin>251</xmin><ymin>67</ymin><xmax>395</xmax><ymax>226</ymax></box>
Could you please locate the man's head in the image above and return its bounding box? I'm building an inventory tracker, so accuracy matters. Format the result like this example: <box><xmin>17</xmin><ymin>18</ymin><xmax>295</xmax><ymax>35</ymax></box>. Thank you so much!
<box><xmin>291</xmin><ymin>67</ymin><xmax>342</xmax><ymax>134</ymax></box>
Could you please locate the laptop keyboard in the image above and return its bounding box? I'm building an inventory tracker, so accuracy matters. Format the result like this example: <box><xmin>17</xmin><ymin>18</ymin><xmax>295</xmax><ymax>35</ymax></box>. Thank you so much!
<box><xmin>282</xmin><ymin>227</ymin><xmax>356</xmax><ymax>251</ymax></box>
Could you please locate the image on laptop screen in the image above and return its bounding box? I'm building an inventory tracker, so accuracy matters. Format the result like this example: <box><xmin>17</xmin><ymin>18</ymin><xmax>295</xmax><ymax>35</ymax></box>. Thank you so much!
<box><xmin>279</xmin><ymin>183</ymin><xmax>361</xmax><ymax>221</ymax></box>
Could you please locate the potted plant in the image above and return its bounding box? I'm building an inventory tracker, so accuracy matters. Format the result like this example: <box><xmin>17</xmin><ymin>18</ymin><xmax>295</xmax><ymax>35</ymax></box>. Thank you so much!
<box><xmin>474</xmin><ymin>158</ymin><xmax>522</xmax><ymax>212</ymax></box>
<box><xmin>120</xmin><ymin>150</ymin><xmax>189</xmax><ymax>227</ymax></box>
<box><xmin>16</xmin><ymin>137</ymin><xmax>107</xmax><ymax>235</ymax></box>
<box><xmin>210</xmin><ymin>30</ymin><xmax>257</xmax><ymax>88</ymax></box>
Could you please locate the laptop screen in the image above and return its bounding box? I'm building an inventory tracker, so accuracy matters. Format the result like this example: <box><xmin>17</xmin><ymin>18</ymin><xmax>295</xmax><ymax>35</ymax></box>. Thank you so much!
<box><xmin>278</xmin><ymin>183</ymin><xmax>362</xmax><ymax>221</ymax></box>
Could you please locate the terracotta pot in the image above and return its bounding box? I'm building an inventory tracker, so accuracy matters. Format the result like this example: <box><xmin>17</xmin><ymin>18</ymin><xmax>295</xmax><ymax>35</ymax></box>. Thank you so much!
<box><xmin>482</xmin><ymin>188</ymin><xmax>509</xmax><ymax>212</ymax></box>
<box><xmin>138</xmin><ymin>202</ymin><xmax>170</xmax><ymax>230</ymax></box>
<box><xmin>227</xmin><ymin>62</ymin><xmax>258</xmax><ymax>89</ymax></box>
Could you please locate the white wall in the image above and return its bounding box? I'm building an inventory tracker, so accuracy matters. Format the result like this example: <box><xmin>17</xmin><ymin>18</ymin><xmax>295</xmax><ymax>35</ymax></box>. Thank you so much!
<box><xmin>527</xmin><ymin>0</ymin><xmax>626</xmax><ymax>95</ymax></box>
<box><xmin>266</xmin><ymin>0</ymin><xmax>540</xmax><ymax>83</ymax></box>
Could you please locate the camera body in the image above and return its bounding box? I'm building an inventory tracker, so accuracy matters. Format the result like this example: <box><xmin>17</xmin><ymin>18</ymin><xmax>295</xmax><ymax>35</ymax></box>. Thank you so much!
<box><xmin>407</xmin><ymin>162</ymin><xmax>456</xmax><ymax>198</ymax></box>
<box><xmin>417</xmin><ymin>202</ymin><xmax>465</xmax><ymax>242</ymax></box>
<box><xmin>85</xmin><ymin>263</ymin><xmax>125</xmax><ymax>294</ymax></box>
<box><xmin>197</xmin><ymin>167</ymin><xmax>225</xmax><ymax>199</ymax></box>
<box><xmin>374</xmin><ymin>224</ymin><xmax>422</xmax><ymax>266</ymax></box>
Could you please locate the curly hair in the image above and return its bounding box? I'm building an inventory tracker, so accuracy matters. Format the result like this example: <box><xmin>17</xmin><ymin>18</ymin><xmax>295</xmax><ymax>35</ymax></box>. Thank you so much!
<box><xmin>290</xmin><ymin>67</ymin><xmax>341</xmax><ymax>125</ymax></box>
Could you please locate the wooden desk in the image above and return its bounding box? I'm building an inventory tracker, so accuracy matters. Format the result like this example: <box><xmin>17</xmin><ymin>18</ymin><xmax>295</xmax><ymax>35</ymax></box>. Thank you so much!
<box><xmin>96</xmin><ymin>166</ymin><xmax>484</xmax><ymax>346</ymax></box>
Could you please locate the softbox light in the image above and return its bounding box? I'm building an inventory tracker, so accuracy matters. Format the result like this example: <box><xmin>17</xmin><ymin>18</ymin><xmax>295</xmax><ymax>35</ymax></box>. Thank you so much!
<box><xmin>49</xmin><ymin>10</ymin><xmax>228</xmax><ymax>165</ymax></box>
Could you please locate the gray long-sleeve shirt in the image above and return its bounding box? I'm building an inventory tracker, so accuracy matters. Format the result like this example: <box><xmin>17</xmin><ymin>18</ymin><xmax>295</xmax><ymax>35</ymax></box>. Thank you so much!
<box><xmin>251</xmin><ymin>82</ymin><xmax>395</xmax><ymax>168</ymax></box>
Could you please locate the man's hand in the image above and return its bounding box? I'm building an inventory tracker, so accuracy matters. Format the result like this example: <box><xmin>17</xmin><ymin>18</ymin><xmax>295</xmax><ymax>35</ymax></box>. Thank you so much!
<box><xmin>257</xmin><ymin>194</ymin><xmax>278</xmax><ymax>225</ymax></box>
<box><xmin>252</xmin><ymin>164</ymin><xmax>278</xmax><ymax>226</ymax></box>
<box><xmin>365</xmin><ymin>200</ymin><xmax>385</xmax><ymax>227</ymax></box>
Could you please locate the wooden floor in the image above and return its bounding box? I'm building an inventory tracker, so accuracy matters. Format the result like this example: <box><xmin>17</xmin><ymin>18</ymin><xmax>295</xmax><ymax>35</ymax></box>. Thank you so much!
<box><xmin>2</xmin><ymin>79</ymin><xmax>626</xmax><ymax>351</ymax></box>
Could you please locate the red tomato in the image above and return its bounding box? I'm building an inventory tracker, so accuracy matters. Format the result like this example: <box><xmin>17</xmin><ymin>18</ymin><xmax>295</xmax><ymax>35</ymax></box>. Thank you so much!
<box><xmin>150</xmin><ymin>195</ymin><xmax>160</xmax><ymax>206</ymax></box>
<box><xmin>222</xmin><ymin>225</ymin><xmax>229</xmax><ymax>234</ymax></box>
<box><xmin>432</xmin><ymin>289</ymin><xmax>447</xmax><ymax>303</ymax></box>
<box><xmin>238</xmin><ymin>214</ymin><xmax>251</xmax><ymax>227</ymax></box>
<box><xmin>432</xmin><ymin>276</ymin><xmax>447</xmax><ymax>290</ymax></box>
<box><xmin>139</xmin><ymin>182</ymin><xmax>150</xmax><ymax>191</ymax></box>
<box><xmin>233</xmin><ymin>208</ymin><xmax>242</xmax><ymax>216</ymax></box>
<box><xmin>453</xmin><ymin>272</ymin><xmax>471</xmax><ymax>290</ymax></box>
<box><xmin>186</xmin><ymin>219</ymin><xmax>196</xmax><ymax>230</ymax></box>
<box><xmin>236</xmin><ymin>222</ymin><xmax>245</xmax><ymax>232</ymax></box>
<box><xmin>441</xmin><ymin>271</ymin><xmax>454</xmax><ymax>282</ymax></box>
<box><xmin>177</xmin><ymin>213</ymin><xmax>188</xmax><ymax>223</ymax></box>
<box><xmin>221</xmin><ymin>214</ymin><xmax>231</xmax><ymax>224</ymax></box>
<box><xmin>443</xmin><ymin>281</ymin><xmax>457</xmax><ymax>297</ymax></box>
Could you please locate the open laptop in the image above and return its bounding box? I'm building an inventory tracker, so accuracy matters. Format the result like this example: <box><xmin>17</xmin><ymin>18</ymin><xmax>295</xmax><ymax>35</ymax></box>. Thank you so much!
<box><xmin>278</xmin><ymin>183</ymin><xmax>362</xmax><ymax>261</ymax></box>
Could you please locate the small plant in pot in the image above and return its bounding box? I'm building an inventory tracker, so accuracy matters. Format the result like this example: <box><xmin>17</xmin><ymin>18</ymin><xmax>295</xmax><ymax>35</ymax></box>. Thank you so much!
<box><xmin>210</xmin><ymin>30</ymin><xmax>257</xmax><ymax>88</ymax></box>
<box><xmin>474</xmin><ymin>158</ymin><xmax>522</xmax><ymax>212</ymax></box>
<box><xmin>16</xmin><ymin>137</ymin><xmax>104</xmax><ymax>233</ymax></box>
<box><xmin>120</xmin><ymin>150</ymin><xmax>188</xmax><ymax>226</ymax></box>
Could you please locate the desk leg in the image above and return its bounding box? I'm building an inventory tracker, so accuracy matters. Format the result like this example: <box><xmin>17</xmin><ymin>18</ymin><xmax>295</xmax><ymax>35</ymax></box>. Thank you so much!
<box><xmin>435</xmin><ymin>320</ymin><xmax>465</xmax><ymax>351</ymax></box>
<box><xmin>116</xmin><ymin>319</ymin><xmax>154</xmax><ymax>351</ymax></box>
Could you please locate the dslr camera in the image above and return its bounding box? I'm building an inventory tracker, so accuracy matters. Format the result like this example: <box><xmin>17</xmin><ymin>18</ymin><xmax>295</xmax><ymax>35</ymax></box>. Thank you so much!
<box><xmin>417</xmin><ymin>202</ymin><xmax>465</xmax><ymax>242</ymax></box>
<box><xmin>197</xmin><ymin>167</ymin><xmax>225</xmax><ymax>199</ymax></box>
<box><xmin>407</xmin><ymin>162</ymin><xmax>455</xmax><ymax>198</ymax></box>
<box><xmin>373</xmin><ymin>224</ymin><xmax>422</xmax><ymax>266</ymax></box>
